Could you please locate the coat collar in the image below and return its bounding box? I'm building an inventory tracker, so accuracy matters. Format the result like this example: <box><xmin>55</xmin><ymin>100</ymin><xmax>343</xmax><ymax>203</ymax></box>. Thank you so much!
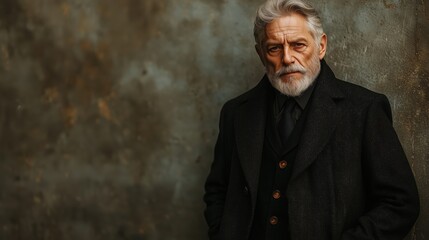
<box><xmin>234</xmin><ymin>77</ymin><xmax>270</xmax><ymax>206</ymax></box>
<box><xmin>290</xmin><ymin>59</ymin><xmax>345</xmax><ymax>181</ymax></box>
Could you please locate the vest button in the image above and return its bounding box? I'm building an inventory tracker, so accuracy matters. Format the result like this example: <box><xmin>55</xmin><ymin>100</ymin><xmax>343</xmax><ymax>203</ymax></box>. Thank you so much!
<box><xmin>273</xmin><ymin>190</ymin><xmax>281</xmax><ymax>199</ymax></box>
<box><xmin>279</xmin><ymin>160</ymin><xmax>288</xmax><ymax>169</ymax></box>
<box><xmin>269</xmin><ymin>216</ymin><xmax>278</xmax><ymax>225</ymax></box>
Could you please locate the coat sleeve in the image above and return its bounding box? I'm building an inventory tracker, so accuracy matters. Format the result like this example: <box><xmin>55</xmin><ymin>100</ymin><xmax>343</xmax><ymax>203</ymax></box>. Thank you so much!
<box><xmin>203</xmin><ymin>103</ymin><xmax>234</xmax><ymax>239</ymax></box>
<box><xmin>341</xmin><ymin>94</ymin><xmax>420</xmax><ymax>240</ymax></box>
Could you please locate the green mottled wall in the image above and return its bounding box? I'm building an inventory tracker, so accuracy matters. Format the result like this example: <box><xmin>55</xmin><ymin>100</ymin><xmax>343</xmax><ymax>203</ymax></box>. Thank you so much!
<box><xmin>0</xmin><ymin>0</ymin><xmax>427</xmax><ymax>239</ymax></box>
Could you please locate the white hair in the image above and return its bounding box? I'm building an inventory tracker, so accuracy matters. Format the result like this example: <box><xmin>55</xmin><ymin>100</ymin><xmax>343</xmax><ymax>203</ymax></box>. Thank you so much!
<box><xmin>254</xmin><ymin>0</ymin><xmax>324</xmax><ymax>45</ymax></box>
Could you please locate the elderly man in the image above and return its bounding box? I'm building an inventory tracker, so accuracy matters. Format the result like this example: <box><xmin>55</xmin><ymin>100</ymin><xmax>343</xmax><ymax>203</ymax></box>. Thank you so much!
<box><xmin>203</xmin><ymin>0</ymin><xmax>420</xmax><ymax>239</ymax></box>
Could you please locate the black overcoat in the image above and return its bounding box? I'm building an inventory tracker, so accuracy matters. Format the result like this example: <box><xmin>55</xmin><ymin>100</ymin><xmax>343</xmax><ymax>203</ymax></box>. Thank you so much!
<box><xmin>204</xmin><ymin>60</ymin><xmax>419</xmax><ymax>240</ymax></box>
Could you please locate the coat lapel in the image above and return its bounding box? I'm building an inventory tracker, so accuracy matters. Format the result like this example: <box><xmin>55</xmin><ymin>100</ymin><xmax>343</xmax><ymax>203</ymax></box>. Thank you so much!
<box><xmin>234</xmin><ymin>78</ymin><xmax>269</xmax><ymax>207</ymax></box>
<box><xmin>291</xmin><ymin>61</ymin><xmax>345</xmax><ymax>181</ymax></box>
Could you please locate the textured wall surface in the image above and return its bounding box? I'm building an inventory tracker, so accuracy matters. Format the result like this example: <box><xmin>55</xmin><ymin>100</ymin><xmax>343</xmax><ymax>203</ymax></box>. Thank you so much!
<box><xmin>0</xmin><ymin>0</ymin><xmax>427</xmax><ymax>239</ymax></box>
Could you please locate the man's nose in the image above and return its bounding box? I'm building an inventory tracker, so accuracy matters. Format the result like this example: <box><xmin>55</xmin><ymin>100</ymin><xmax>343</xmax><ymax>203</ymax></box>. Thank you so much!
<box><xmin>282</xmin><ymin>47</ymin><xmax>294</xmax><ymax>65</ymax></box>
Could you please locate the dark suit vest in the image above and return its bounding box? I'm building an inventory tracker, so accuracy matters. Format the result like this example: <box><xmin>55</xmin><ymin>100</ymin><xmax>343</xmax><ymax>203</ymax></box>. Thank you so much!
<box><xmin>249</xmin><ymin>91</ymin><xmax>312</xmax><ymax>240</ymax></box>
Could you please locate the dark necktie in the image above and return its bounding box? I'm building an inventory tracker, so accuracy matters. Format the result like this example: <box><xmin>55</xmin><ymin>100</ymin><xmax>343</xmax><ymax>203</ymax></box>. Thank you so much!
<box><xmin>278</xmin><ymin>98</ymin><xmax>295</xmax><ymax>146</ymax></box>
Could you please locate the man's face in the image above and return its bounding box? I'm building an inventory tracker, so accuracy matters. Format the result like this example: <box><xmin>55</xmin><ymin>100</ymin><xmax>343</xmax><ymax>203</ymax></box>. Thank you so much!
<box><xmin>256</xmin><ymin>13</ymin><xmax>327</xmax><ymax>96</ymax></box>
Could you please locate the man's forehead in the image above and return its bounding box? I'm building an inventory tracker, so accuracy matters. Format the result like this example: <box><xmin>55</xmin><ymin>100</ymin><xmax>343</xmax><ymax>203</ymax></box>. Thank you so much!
<box><xmin>266</xmin><ymin>25</ymin><xmax>304</xmax><ymax>36</ymax></box>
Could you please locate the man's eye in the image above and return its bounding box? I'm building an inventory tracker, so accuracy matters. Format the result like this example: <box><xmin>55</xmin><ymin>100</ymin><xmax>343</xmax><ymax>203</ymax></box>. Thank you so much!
<box><xmin>293</xmin><ymin>43</ymin><xmax>306</xmax><ymax>50</ymax></box>
<box><xmin>268</xmin><ymin>46</ymin><xmax>282</xmax><ymax>52</ymax></box>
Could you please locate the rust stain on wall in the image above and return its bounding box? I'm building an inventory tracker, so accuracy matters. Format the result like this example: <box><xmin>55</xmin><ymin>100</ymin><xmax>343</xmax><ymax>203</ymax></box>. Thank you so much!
<box><xmin>382</xmin><ymin>0</ymin><xmax>397</xmax><ymax>9</ymax></box>
<box><xmin>62</xmin><ymin>105</ymin><xmax>78</xmax><ymax>127</ymax></box>
<box><xmin>97</xmin><ymin>98</ymin><xmax>112</xmax><ymax>121</ymax></box>
<box><xmin>61</xmin><ymin>2</ymin><xmax>71</xmax><ymax>16</ymax></box>
<box><xmin>43</xmin><ymin>87</ymin><xmax>60</xmax><ymax>103</ymax></box>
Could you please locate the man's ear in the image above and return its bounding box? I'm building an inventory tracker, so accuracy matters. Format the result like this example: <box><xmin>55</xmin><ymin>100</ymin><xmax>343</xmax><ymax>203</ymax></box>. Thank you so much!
<box><xmin>255</xmin><ymin>44</ymin><xmax>266</xmax><ymax>66</ymax></box>
<box><xmin>318</xmin><ymin>34</ymin><xmax>327</xmax><ymax>60</ymax></box>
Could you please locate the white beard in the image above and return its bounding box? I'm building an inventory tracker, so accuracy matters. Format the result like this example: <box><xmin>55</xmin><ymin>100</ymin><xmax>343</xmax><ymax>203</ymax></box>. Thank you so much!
<box><xmin>267</xmin><ymin>52</ymin><xmax>321</xmax><ymax>97</ymax></box>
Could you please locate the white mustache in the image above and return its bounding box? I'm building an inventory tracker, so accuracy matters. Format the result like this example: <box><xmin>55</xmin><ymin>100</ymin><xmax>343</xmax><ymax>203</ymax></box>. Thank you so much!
<box><xmin>274</xmin><ymin>64</ymin><xmax>307</xmax><ymax>78</ymax></box>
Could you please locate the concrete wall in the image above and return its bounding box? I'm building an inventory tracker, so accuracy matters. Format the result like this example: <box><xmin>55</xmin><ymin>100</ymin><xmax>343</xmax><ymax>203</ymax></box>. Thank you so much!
<box><xmin>0</xmin><ymin>0</ymin><xmax>427</xmax><ymax>239</ymax></box>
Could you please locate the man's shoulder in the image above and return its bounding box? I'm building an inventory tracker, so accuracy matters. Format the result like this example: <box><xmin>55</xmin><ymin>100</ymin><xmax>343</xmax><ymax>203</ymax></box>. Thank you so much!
<box><xmin>320</xmin><ymin>60</ymin><xmax>387</xmax><ymax>105</ymax></box>
<box><xmin>333</xmin><ymin>77</ymin><xmax>387</xmax><ymax>104</ymax></box>
<box><xmin>322</xmin><ymin>77</ymin><xmax>393</xmax><ymax>122</ymax></box>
